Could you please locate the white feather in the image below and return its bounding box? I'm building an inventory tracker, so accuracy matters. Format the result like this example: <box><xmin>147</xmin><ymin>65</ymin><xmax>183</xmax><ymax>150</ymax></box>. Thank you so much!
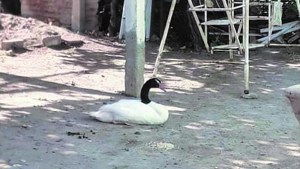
<box><xmin>89</xmin><ymin>99</ymin><xmax>169</xmax><ymax>125</ymax></box>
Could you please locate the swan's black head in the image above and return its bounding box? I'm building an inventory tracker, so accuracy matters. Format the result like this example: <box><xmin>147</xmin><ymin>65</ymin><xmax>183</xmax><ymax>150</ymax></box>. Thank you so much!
<box><xmin>140</xmin><ymin>78</ymin><xmax>166</xmax><ymax>104</ymax></box>
<box><xmin>144</xmin><ymin>78</ymin><xmax>166</xmax><ymax>91</ymax></box>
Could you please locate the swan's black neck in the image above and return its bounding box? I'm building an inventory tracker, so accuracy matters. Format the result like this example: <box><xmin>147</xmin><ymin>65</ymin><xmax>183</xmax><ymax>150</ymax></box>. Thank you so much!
<box><xmin>140</xmin><ymin>83</ymin><xmax>151</xmax><ymax>104</ymax></box>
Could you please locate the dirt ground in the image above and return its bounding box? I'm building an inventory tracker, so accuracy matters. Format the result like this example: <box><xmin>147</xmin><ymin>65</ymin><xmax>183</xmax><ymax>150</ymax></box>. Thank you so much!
<box><xmin>1</xmin><ymin>14</ymin><xmax>300</xmax><ymax>169</ymax></box>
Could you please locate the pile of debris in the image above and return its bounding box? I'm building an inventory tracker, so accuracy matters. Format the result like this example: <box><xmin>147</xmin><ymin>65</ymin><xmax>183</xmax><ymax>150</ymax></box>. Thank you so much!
<box><xmin>258</xmin><ymin>21</ymin><xmax>300</xmax><ymax>45</ymax></box>
<box><xmin>0</xmin><ymin>13</ymin><xmax>84</xmax><ymax>51</ymax></box>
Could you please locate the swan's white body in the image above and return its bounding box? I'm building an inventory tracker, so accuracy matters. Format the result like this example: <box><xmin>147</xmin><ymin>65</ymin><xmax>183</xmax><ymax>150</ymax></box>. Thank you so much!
<box><xmin>90</xmin><ymin>99</ymin><xmax>169</xmax><ymax>125</ymax></box>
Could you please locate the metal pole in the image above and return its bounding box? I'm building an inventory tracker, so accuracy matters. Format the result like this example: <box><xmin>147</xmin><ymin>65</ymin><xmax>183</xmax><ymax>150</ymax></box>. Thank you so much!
<box><xmin>152</xmin><ymin>0</ymin><xmax>177</xmax><ymax>77</ymax></box>
<box><xmin>243</xmin><ymin>0</ymin><xmax>250</xmax><ymax>94</ymax></box>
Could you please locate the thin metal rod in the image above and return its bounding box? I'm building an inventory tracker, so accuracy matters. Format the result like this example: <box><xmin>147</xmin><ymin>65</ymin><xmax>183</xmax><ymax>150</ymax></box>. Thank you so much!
<box><xmin>152</xmin><ymin>0</ymin><xmax>177</xmax><ymax>77</ymax></box>
<box><xmin>222</xmin><ymin>0</ymin><xmax>243</xmax><ymax>52</ymax></box>
<box><xmin>187</xmin><ymin>0</ymin><xmax>210</xmax><ymax>51</ymax></box>
<box><xmin>188</xmin><ymin>5</ymin><xmax>244</xmax><ymax>11</ymax></box>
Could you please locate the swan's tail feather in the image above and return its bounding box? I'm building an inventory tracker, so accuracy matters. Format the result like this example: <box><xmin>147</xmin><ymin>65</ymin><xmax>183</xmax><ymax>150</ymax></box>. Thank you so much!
<box><xmin>89</xmin><ymin>110</ymin><xmax>114</xmax><ymax>123</ymax></box>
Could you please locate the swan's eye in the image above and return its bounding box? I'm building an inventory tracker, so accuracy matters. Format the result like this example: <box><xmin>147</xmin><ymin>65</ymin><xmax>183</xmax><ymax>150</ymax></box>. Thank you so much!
<box><xmin>155</xmin><ymin>79</ymin><xmax>161</xmax><ymax>84</ymax></box>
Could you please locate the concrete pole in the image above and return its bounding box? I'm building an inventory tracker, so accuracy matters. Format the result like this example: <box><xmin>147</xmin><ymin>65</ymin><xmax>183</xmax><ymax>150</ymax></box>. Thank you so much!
<box><xmin>125</xmin><ymin>0</ymin><xmax>146</xmax><ymax>97</ymax></box>
<box><xmin>72</xmin><ymin>0</ymin><xmax>85</xmax><ymax>32</ymax></box>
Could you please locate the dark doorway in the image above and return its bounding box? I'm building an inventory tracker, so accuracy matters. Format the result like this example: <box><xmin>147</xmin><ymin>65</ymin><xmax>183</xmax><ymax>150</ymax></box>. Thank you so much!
<box><xmin>97</xmin><ymin>0</ymin><xmax>124</xmax><ymax>37</ymax></box>
<box><xmin>0</xmin><ymin>0</ymin><xmax>21</xmax><ymax>16</ymax></box>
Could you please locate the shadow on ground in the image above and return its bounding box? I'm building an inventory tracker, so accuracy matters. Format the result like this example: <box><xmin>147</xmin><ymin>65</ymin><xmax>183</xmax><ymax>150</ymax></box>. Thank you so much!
<box><xmin>0</xmin><ymin>41</ymin><xmax>300</xmax><ymax>169</ymax></box>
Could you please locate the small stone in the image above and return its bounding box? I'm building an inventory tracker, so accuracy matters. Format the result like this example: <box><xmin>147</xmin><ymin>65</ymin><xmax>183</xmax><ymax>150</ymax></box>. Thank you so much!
<box><xmin>21</xmin><ymin>124</ymin><xmax>29</xmax><ymax>128</ymax></box>
<box><xmin>20</xmin><ymin>159</ymin><xmax>26</xmax><ymax>163</ymax></box>
<box><xmin>42</xmin><ymin>35</ymin><xmax>62</xmax><ymax>47</ymax></box>
<box><xmin>35</xmin><ymin>142</ymin><xmax>41</xmax><ymax>146</ymax></box>
<box><xmin>260</xmin><ymin>153</ymin><xmax>266</xmax><ymax>156</ymax></box>
<box><xmin>62</xmin><ymin>39</ymin><xmax>84</xmax><ymax>46</ymax></box>
<box><xmin>134</xmin><ymin>131</ymin><xmax>141</xmax><ymax>135</ymax></box>
<box><xmin>67</xmin><ymin>131</ymin><xmax>81</xmax><ymax>136</ymax></box>
<box><xmin>65</xmin><ymin>123</ymin><xmax>73</xmax><ymax>127</ymax></box>
<box><xmin>12</xmin><ymin>164</ymin><xmax>22</xmax><ymax>167</ymax></box>
<box><xmin>1</xmin><ymin>39</ymin><xmax>24</xmax><ymax>50</ymax></box>
<box><xmin>55</xmin><ymin>138</ymin><xmax>63</xmax><ymax>142</ymax></box>
<box><xmin>5</xmin><ymin>50</ymin><xmax>15</xmax><ymax>56</ymax></box>
<box><xmin>179</xmin><ymin>46</ymin><xmax>186</xmax><ymax>50</ymax></box>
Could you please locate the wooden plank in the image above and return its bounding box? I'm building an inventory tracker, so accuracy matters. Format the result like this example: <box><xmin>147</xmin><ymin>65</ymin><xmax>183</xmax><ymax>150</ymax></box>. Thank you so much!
<box><xmin>260</xmin><ymin>21</ymin><xmax>300</xmax><ymax>33</ymax></box>
<box><xmin>258</xmin><ymin>24</ymin><xmax>300</xmax><ymax>44</ymax></box>
<box><xmin>125</xmin><ymin>0</ymin><xmax>145</xmax><ymax>97</ymax></box>
<box><xmin>287</xmin><ymin>33</ymin><xmax>300</xmax><ymax>43</ymax></box>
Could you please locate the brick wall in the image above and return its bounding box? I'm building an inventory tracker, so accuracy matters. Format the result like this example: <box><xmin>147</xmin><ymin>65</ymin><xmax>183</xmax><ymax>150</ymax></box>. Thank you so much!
<box><xmin>20</xmin><ymin>0</ymin><xmax>99</xmax><ymax>30</ymax></box>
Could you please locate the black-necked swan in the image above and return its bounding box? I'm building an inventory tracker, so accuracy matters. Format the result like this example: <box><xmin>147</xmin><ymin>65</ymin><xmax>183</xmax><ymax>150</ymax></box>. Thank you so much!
<box><xmin>89</xmin><ymin>78</ymin><xmax>169</xmax><ymax>125</ymax></box>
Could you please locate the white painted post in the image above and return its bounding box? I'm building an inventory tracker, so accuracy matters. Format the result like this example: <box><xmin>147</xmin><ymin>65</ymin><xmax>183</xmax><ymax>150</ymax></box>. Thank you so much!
<box><xmin>145</xmin><ymin>0</ymin><xmax>153</xmax><ymax>41</ymax></box>
<box><xmin>125</xmin><ymin>0</ymin><xmax>146</xmax><ymax>97</ymax></box>
<box><xmin>72</xmin><ymin>0</ymin><xmax>85</xmax><ymax>32</ymax></box>
<box><xmin>119</xmin><ymin>0</ymin><xmax>152</xmax><ymax>40</ymax></box>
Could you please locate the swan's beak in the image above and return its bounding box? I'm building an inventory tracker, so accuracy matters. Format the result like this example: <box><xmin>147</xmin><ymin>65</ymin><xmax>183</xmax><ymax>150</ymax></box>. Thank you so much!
<box><xmin>159</xmin><ymin>83</ymin><xmax>167</xmax><ymax>92</ymax></box>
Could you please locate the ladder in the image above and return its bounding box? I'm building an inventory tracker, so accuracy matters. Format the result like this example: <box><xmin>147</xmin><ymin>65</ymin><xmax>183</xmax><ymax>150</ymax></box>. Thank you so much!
<box><xmin>188</xmin><ymin>0</ymin><xmax>244</xmax><ymax>58</ymax></box>
<box><xmin>153</xmin><ymin>0</ymin><xmax>253</xmax><ymax>95</ymax></box>
<box><xmin>188</xmin><ymin>0</ymin><xmax>274</xmax><ymax>55</ymax></box>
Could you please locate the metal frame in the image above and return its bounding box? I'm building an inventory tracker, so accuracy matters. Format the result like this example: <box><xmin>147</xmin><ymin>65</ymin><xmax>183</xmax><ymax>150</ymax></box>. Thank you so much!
<box><xmin>153</xmin><ymin>0</ymin><xmax>252</xmax><ymax>94</ymax></box>
<box><xmin>187</xmin><ymin>0</ymin><xmax>250</xmax><ymax>93</ymax></box>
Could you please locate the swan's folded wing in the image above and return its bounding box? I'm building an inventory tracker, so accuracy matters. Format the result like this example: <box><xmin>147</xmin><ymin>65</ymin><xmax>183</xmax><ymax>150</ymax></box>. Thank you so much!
<box><xmin>90</xmin><ymin>99</ymin><xmax>167</xmax><ymax>125</ymax></box>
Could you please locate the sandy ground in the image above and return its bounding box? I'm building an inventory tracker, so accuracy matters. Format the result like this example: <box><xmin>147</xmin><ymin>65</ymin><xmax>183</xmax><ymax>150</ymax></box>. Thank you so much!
<box><xmin>1</xmin><ymin>14</ymin><xmax>300</xmax><ymax>169</ymax></box>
